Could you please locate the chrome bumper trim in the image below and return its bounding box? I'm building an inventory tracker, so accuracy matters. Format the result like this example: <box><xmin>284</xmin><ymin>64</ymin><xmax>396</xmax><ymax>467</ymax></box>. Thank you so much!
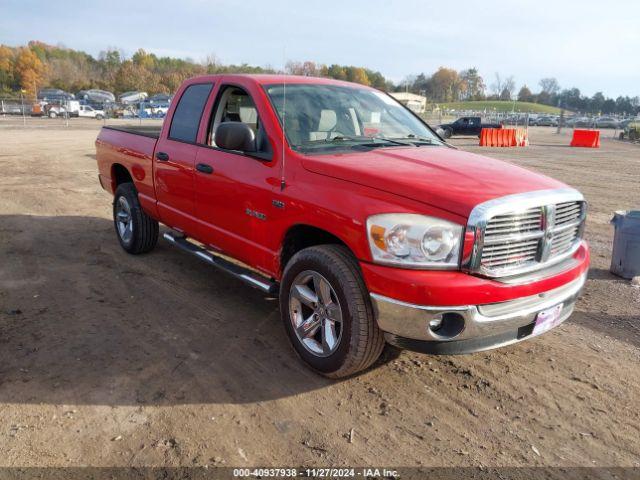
<box><xmin>370</xmin><ymin>272</ymin><xmax>587</xmax><ymax>350</ymax></box>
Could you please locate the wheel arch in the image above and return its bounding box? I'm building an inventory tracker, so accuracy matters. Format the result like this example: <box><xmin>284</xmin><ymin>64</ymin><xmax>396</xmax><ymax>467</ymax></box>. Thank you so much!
<box><xmin>279</xmin><ymin>223</ymin><xmax>360</xmax><ymax>275</ymax></box>
<box><xmin>110</xmin><ymin>163</ymin><xmax>133</xmax><ymax>192</ymax></box>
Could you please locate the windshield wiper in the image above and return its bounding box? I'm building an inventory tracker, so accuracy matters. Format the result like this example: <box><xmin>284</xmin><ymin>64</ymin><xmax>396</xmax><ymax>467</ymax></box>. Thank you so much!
<box><xmin>297</xmin><ymin>135</ymin><xmax>413</xmax><ymax>152</ymax></box>
<box><xmin>392</xmin><ymin>134</ymin><xmax>440</xmax><ymax>146</ymax></box>
<box><xmin>325</xmin><ymin>135</ymin><xmax>411</xmax><ymax>146</ymax></box>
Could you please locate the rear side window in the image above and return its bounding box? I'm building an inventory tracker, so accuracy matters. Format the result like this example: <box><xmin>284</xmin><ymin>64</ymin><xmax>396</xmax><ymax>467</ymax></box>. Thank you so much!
<box><xmin>169</xmin><ymin>83</ymin><xmax>213</xmax><ymax>142</ymax></box>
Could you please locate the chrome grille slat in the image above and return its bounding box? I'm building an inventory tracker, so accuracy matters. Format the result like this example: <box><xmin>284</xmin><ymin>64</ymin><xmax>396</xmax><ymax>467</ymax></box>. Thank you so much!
<box><xmin>483</xmin><ymin>231</ymin><xmax>544</xmax><ymax>245</ymax></box>
<box><xmin>483</xmin><ymin>250</ymin><xmax>538</xmax><ymax>263</ymax></box>
<box><xmin>484</xmin><ymin>255</ymin><xmax>537</xmax><ymax>267</ymax></box>
<box><xmin>483</xmin><ymin>242</ymin><xmax>539</xmax><ymax>253</ymax></box>
<box><xmin>474</xmin><ymin>196</ymin><xmax>586</xmax><ymax>277</ymax></box>
<box><xmin>489</xmin><ymin>214</ymin><xmax>541</xmax><ymax>223</ymax></box>
<box><xmin>555</xmin><ymin>212</ymin><xmax>581</xmax><ymax>224</ymax></box>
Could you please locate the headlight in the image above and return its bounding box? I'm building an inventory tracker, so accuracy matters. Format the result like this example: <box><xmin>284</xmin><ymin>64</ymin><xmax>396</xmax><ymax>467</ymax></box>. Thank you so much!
<box><xmin>367</xmin><ymin>214</ymin><xmax>463</xmax><ymax>268</ymax></box>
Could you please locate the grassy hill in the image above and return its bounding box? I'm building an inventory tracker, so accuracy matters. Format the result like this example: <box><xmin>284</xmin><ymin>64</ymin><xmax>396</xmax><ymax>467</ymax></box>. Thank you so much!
<box><xmin>437</xmin><ymin>101</ymin><xmax>562</xmax><ymax>114</ymax></box>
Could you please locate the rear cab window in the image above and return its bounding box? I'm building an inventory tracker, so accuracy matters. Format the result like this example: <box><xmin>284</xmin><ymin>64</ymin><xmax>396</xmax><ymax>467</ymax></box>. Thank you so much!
<box><xmin>169</xmin><ymin>83</ymin><xmax>214</xmax><ymax>142</ymax></box>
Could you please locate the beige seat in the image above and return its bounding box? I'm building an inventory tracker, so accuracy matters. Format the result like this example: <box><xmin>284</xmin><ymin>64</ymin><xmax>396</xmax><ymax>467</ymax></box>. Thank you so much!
<box><xmin>309</xmin><ymin>109</ymin><xmax>338</xmax><ymax>141</ymax></box>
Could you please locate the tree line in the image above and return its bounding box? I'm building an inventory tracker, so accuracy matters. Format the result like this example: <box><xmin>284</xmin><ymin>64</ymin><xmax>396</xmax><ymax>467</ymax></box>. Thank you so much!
<box><xmin>402</xmin><ymin>68</ymin><xmax>639</xmax><ymax>115</ymax></box>
<box><xmin>1</xmin><ymin>41</ymin><xmax>637</xmax><ymax>115</ymax></box>
<box><xmin>0</xmin><ymin>41</ymin><xmax>391</xmax><ymax>100</ymax></box>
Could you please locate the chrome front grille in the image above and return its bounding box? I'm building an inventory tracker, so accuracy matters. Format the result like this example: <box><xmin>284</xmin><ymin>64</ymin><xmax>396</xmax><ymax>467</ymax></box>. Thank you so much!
<box><xmin>465</xmin><ymin>190</ymin><xmax>586</xmax><ymax>278</ymax></box>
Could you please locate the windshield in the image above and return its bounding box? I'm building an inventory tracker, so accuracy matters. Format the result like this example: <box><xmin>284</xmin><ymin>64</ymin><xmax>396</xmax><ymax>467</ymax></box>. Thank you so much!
<box><xmin>265</xmin><ymin>84</ymin><xmax>442</xmax><ymax>153</ymax></box>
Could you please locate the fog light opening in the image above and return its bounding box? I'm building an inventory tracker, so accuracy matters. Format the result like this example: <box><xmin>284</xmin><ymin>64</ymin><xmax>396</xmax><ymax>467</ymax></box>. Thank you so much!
<box><xmin>429</xmin><ymin>315</ymin><xmax>443</xmax><ymax>331</ymax></box>
<box><xmin>429</xmin><ymin>312</ymin><xmax>465</xmax><ymax>339</ymax></box>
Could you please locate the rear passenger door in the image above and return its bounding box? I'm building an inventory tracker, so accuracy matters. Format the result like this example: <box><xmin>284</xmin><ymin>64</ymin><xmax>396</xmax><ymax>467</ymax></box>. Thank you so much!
<box><xmin>154</xmin><ymin>82</ymin><xmax>213</xmax><ymax>234</ymax></box>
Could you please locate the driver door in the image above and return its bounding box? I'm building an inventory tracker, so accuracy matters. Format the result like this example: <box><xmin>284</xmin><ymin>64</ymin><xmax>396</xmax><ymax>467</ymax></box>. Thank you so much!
<box><xmin>194</xmin><ymin>83</ymin><xmax>277</xmax><ymax>267</ymax></box>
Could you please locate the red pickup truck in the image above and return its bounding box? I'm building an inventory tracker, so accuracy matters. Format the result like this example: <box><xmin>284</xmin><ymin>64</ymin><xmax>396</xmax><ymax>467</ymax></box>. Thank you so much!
<box><xmin>96</xmin><ymin>74</ymin><xmax>589</xmax><ymax>378</ymax></box>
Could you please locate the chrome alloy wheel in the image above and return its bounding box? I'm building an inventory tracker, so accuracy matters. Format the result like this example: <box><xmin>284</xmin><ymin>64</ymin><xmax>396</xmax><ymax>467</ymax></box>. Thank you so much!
<box><xmin>115</xmin><ymin>196</ymin><xmax>133</xmax><ymax>243</ymax></box>
<box><xmin>289</xmin><ymin>270</ymin><xmax>343</xmax><ymax>357</ymax></box>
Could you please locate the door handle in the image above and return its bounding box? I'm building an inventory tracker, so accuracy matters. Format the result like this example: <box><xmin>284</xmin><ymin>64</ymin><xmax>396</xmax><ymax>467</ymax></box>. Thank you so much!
<box><xmin>196</xmin><ymin>163</ymin><xmax>214</xmax><ymax>174</ymax></box>
<box><xmin>156</xmin><ymin>151</ymin><xmax>169</xmax><ymax>161</ymax></box>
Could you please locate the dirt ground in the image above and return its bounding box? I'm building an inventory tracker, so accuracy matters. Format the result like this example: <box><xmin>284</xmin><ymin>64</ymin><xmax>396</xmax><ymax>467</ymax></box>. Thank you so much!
<box><xmin>0</xmin><ymin>117</ymin><xmax>639</xmax><ymax>473</ymax></box>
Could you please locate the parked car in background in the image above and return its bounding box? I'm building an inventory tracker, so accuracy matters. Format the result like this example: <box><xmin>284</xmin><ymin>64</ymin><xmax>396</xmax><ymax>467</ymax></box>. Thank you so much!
<box><xmin>119</xmin><ymin>91</ymin><xmax>149</xmax><ymax>104</ymax></box>
<box><xmin>38</xmin><ymin>88</ymin><xmax>74</xmax><ymax>102</ymax></box>
<box><xmin>149</xmin><ymin>93</ymin><xmax>173</xmax><ymax>104</ymax></box>
<box><xmin>502</xmin><ymin>115</ymin><xmax>528</xmax><ymax>126</ymax></box>
<box><xmin>439</xmin><ymin>116</ymin><xmax>502</xmax><ymax>137</ymax></box>
<box><xmin>45</xmin><ymin>100</ymin><xmax>80</xmax><ymax>118</ymax></box>
<box><xmin>95</xmin><ymin>74</ymin><xmax>589</xmax><ymax>377</ymax></box>
<box><xmin>78</xmin><ymin>89</ymin><xmax>116</xmax><ymax>105</ymax></box>
<box><xmin>595</xmin><ymin>116</ymin><xmax>619</xmax><ymax>129</ymax></box>
<box><xmin>535</xmin><ymin>116</ymin><xmax>558</xmax><ymax>127</ymax></box>
<box><xmin>77</xmin><ymin>104</ymin><xmax>105</xmax><ymax>119</ymax></box>
<box><xmin>567</xmin><ymin>117</ymin><xmax>593</xmax><ymax>128</ymax></box>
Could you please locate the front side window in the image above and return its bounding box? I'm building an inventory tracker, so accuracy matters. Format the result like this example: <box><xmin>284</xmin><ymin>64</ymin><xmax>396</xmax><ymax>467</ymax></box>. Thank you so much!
<box><xmin>266</xmin><ymin>84</ymin><xmax>442</xmax><ymax>153</ymax></box>
<box><xmin>169</xmin><ymin>83</ymin><xmax>213</xmax><ymax>143</ymax></box>
<box><xmin>208</xmin><ymin>86</ymin><xmax>270</xmax><ymax>154</ymax></box>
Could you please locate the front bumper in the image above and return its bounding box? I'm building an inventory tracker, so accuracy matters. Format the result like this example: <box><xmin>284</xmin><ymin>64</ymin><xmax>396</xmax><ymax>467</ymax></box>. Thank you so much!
<box><xmin>371</xmin><ymin>272</ymin><xmax>586</xmax><ymax>355</ymax></box>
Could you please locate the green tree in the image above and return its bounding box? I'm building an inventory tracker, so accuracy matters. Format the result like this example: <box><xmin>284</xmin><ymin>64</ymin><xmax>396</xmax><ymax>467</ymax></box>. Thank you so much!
<box><xmin>517</xmin><ymin>85</ymin><xmax>534</xmax><ymax>102</ymax></box>
<box><xmin>459</xmin><ymin>68</ymin><xmax>485</xmax><ymax>100</ymax></box>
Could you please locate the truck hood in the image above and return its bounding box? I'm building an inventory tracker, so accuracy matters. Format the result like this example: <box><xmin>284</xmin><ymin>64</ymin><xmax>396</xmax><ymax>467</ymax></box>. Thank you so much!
<box><xmin>301</xmin><ymin>146</ymin><xmax>566</xmax><ymax>218</ymax></box>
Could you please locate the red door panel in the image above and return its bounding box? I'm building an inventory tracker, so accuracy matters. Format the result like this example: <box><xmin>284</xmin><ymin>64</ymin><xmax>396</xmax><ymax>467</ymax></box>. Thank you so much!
<box><xmin>194</xmin><ymin>147</ymin><xmax>277</xmax><ymax>272</ymax></box>
<box><xmin>153</xmin><ymin>139</ymin><xmax>199</xmax><ymax>234</ymax></box>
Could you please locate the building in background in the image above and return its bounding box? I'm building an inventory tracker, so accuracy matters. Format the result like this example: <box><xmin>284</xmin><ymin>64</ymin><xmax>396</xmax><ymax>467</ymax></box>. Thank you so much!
<box><xmin>389</xmin><ymin>92</ymin><xmax>427</xmax><ymax>113</ymax></box>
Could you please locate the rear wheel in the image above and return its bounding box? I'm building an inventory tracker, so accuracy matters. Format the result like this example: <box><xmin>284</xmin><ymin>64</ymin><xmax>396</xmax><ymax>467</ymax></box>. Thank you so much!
<box><xmin>113</xmin><ymin>182</ymin><xmax>158</xmax><ymax>254</ymax></box>
<box><xmin>49</xmin><ymin>111</ymin><xmax>57</xmax><ymax>119</ymax></box>
<box><xmin>280</xmin><ymin>245</ymin><xmax>384</xmax><ymax>378</ymax></box>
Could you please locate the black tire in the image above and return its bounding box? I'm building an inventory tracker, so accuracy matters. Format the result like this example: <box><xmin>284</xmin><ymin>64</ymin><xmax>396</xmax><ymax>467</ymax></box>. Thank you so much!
<box><xmin>113</xmin><ymin>182</ymin><xmax>159</xmax><ymax>254</ymax></box>
<box><xmin>443</xmin><ymin>128</ymin><xmax>452</xmax><ymax>138</ymax></box>
<box><xmin>280</xmin><ymin>245</ymin><xmax>384</xmax><ymax>378</ymax></box>
<box><xmin>96</xmin><ymin>114</ymin><xmax>104</xmax><ymax>120</ymax></box>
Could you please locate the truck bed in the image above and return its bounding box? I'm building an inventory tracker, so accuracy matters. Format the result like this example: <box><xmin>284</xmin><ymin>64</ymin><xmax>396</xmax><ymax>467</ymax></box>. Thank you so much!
<box><xmin>96</xmin><ymin>125</ymin><xmax>159</xmax><ymax>218</ymax></box>
<box><xmin>102</xmin><ymin>125</ymin><xmax>161</xmax><ymax>139</ymax></box>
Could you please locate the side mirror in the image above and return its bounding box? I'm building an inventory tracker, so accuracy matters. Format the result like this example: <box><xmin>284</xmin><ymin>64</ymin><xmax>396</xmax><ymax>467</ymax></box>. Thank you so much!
<box><xmin>215</xmin><ymin>122</ymin><xmax>256</xmax><ymax>152</ymax></box>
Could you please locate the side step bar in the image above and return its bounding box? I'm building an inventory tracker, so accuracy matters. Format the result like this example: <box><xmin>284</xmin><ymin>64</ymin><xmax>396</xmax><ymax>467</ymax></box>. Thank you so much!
<box><xmin>163</xmin><ymin>232</ymin><xmax>279</xmax><ymax>297</ymax></box>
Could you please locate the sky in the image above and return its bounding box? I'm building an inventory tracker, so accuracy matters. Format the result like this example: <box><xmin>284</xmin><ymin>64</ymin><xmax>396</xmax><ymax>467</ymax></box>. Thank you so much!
<box><xmin>1</xmin><ymin>0</ymin><xmax>638</xmax><ymax>98</ymax></box>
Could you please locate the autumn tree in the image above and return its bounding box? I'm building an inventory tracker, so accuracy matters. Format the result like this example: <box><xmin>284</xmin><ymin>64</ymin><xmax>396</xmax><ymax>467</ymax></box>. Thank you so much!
<box><xmin>132</xmin><ymin>49</ymin><xmax>156</xmax><ymax>70</ymax></box>
<box><xmin>0</xmin><ymin>45</ymin><xmax>15</xmax><ymax>91</ymax></box>
<box><xmin>326</xmin><ymin>64</ymin><xmax>347</xmax><ymax>81</ymax></box>
<box><xmin>114</xmin><ymin>60</ymin><xmax>153</xmax><ymax>93</ymax></box>
<box><xmin>429</xmin><ymin>67</ymin><xmax>459</xmax><ymax>102</ymax></box>
<box><xmin>345</xmin><ymin>66</ymin><xmax>370</xmax><ymax>86</ymax></box>
<box><xmin>14</xmin><ymin>47</ymin><xmax>47</xmax><ymax>97</ymax></box>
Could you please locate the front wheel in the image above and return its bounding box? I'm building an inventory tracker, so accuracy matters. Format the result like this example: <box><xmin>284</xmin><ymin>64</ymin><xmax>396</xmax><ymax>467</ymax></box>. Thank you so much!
<box><xmin>280</xmin><ymin>245</ymin><xmax>384</xmax><ymax>378</ymax></box>
<box><xmin>113</xmin><ymin>182</ymin><xmax>159</xmax><ymax>254</ymax></box>
<box><xmin>443</xmin><ymin>128</ymin><xmax>452</xmax><ymax>138</ymax></box>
